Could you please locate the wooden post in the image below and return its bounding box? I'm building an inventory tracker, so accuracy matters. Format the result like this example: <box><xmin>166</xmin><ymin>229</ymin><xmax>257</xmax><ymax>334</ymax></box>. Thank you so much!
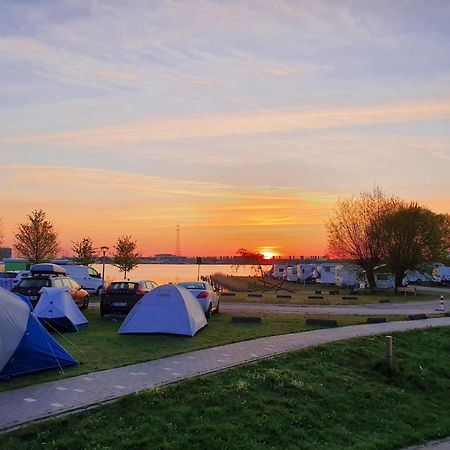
<box><xmin>386</xmin><ymin>335</ymin><xmax>393</xmax><ymax>370</ymax></box>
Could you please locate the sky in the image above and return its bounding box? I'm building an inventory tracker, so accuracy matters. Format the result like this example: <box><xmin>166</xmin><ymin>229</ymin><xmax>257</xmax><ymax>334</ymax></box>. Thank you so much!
<box><xmin>0</xmin><ymin>0</ymin><xmax>449</xmax><ymax>258</ymax></box>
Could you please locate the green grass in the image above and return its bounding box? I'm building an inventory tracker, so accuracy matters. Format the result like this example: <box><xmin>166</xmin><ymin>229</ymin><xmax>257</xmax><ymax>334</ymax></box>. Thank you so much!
<box><xmin>2</xmin><ymin>327</ymin><xmax>450</xmax><ymax>449</ymax></box>
<box><xmin>1</xmin><ymin>309</ymin><xmax>393</xmax><ymax>393</ymax></box>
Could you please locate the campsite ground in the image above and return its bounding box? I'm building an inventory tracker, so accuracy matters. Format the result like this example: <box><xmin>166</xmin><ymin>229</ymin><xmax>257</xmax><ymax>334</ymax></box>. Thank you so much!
<box><xmin>0</xmin><ymin>310</ymin><xmax>407</xmax><ymax>393</ymax></box>
<box><xmin>209</xmin><ymin>275</ymin><xmax>439</xmax><ymax>305</ymax></box>
<box><xmin>2</xmin><ymin>326</ymin><xmax>450</xmax><ymax>449</ymax></box>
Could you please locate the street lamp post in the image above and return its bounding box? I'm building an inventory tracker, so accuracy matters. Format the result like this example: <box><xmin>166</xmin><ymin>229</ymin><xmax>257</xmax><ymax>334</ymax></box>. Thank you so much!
<box><xmin>100</xmin><ymin>246</ymin><xmax>109</xmax><ymax>292</ymax></box>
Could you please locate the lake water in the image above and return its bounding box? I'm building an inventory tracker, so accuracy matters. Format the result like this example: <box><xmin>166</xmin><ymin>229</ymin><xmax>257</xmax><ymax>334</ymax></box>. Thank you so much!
<box><xmin>92</xmin><ymin>264</ymin><xmax>271</xmax><ymax>286</ymax></box>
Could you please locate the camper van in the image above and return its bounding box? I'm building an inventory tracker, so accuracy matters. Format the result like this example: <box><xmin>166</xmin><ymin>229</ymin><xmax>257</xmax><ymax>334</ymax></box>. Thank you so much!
<box><xmin>64</xmin><ymin>265</ymin><xmax>104</xmax><ymax>294</ymax></box>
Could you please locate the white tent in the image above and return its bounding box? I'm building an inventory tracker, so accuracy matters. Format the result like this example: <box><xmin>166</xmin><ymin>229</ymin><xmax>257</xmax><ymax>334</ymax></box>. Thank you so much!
<box><xmin>118</xmin><ymin>284</ymin><xmax>207</xmax><ymax>337</ymax></box>
<box><xmin>34</xmin><ymin>287</ymin><xmax>88</xmax><ymax>332</ymax></box>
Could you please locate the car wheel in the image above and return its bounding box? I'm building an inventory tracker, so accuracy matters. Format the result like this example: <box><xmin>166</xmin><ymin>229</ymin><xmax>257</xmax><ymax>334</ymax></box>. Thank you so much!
<box><xmin>206</xmin><ymin>303</ymin><xmax>212</xmax><ymax>319</ymax></box>
<box><xmin>82</xmin><ymin>296</ymin><xmax>89</xmax><ymax>310</ymax></box>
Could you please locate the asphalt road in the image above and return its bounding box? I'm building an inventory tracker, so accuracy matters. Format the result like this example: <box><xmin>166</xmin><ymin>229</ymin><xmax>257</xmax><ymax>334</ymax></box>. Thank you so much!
<box><xmin>220</xmin><ymin>299</ymin><xmax>450</xmax><ymax>316</ymax></box>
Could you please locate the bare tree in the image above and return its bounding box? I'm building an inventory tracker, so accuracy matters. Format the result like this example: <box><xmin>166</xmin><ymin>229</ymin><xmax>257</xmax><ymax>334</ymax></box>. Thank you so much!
<box><xmin>72</xmin><ymin>237</ymin><xmax>98</xmax><ymax>266</ymax></box>
<box><xmin>14</xmin><ymin>209</ymin><xmax>60</xmax><ymax>263</ymax></box>
<box><xmin>232</xmin><ymin>248</ymin><xmax>266</xmax><ymax>277</ymax></box>
<box><xmin>381</xmin><ymin>204</ymin><xmax>450</xmax><ymax>291</ymax></box>
<box><xmin>113</xmin><ymin>235</ymin><xmax>142</xmax><ymax>279</ymax></box>
<box><xmin>327</xmin><ymin>187</ymin><xmax>400</xmax><ymax>291</ymax></box>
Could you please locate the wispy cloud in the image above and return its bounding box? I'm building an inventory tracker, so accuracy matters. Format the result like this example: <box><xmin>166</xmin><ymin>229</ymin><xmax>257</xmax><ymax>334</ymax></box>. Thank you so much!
<box><xmin>2</xmin><ymin>99</ymin><xmax>449</xmax><ymax>146</ymax></box>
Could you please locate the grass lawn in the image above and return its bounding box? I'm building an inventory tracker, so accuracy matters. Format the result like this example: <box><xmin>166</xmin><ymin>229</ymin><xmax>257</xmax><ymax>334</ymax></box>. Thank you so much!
<box><xmin>1</xmin><ymin>310</ymin><xmax>406</xmax><ymax>393</ymax></box>
<box><xmin>2</xmin><ymin>326</ymin><xmax>450</xmax><ymax>449</ymax></box>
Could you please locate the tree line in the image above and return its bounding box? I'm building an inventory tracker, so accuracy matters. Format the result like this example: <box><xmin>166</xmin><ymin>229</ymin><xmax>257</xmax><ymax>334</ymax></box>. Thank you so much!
<box><xmin>327</xmin><ymin>188</ymin><xmax>450</xmax><ymax>291</ymax></box>
<box><xmin>7</xmin><ymin>209</ymin><xmax>141</xmax><ymax>279</ymax></box>
<box><xmin>2</xmin><ymin>190</ymin><xmax>449</xmax><ymax>289</ymax></box>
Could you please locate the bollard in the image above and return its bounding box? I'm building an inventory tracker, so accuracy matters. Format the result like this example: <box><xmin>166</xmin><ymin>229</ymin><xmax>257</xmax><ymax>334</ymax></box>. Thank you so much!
<box><xmin>386</xmin><ymin>335</ymin><xmax>393</xmax><ymax>371</ymax></box>
<box><xmin>440</xmin><ymin>296</ymin><xmax>445</xmax><ymax>312</ymax></box>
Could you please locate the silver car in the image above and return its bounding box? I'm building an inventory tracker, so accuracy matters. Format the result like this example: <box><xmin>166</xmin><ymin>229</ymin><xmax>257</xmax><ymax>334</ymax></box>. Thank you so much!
<box><xmin>177</xmin><ymin>281</ymin><xmax>220</xmax><ymax>318</ymax></box>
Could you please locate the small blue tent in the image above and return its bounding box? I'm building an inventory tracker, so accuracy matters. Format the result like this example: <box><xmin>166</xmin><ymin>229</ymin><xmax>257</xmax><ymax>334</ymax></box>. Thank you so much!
<box><xmin>34</xmin><ymin>287</ymin><xmax>88</xmax><ymax>332</ymax></box>
<box><xmin>0</xmin><ymin>287</ymin><xmax>77</xmax><ymax>381</ymax></box>
<box><xmin>118</xmin><ymin>284</ymin><xmax>207</xmax><ymax>337</ymax></box>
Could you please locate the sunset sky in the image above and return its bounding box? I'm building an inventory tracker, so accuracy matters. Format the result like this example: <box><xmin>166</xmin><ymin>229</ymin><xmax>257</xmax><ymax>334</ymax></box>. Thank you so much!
<box><xmin>1</xmin><ymin>1</ymin><xmax>449</xmax><ymax>257</ymax></box>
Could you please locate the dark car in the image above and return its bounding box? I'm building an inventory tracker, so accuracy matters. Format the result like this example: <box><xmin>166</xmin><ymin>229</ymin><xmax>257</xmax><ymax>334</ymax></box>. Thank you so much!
<box><xmin>12</xmin><ymin>275</ymin><xmax>90</xmax><ymax>310</ymax></box>
<box><xmin>100</xmin><ymin>280</ymin><xmax>158</xmax><ymax>317</ymax></box>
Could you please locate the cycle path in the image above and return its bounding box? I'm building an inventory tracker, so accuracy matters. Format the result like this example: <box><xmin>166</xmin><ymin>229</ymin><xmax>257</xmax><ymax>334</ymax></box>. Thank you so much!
<box><xmin>1</xmin><ymin>317</ymin><xmax>450</xmax><ymax>433</ymax></box>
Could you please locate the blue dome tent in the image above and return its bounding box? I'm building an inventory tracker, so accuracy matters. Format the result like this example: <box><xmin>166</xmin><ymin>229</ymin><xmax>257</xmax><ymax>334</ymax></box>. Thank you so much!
<box><xmin>118</xmin><ymin>284</ymin><xmax>207</xmax><ymax>337</ymax></box>
<box><xmin>0</xmin><ymin>287</ymin><xmax>77</xmax><ymax>381</ymax></box>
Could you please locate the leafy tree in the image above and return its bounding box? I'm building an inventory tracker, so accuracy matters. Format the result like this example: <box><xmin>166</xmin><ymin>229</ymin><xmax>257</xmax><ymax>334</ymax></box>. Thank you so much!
<box><xmin>14</xmin><ymin>209</ymin><xmax>60</xmax><ymax>263</ymax></box>
<box><xmin>381</xmin><ymin>203</ymin><xmax>450</xmax><ymax>291</ymax></box>
<box><xmin>232</xmin><ymin>248</ymin><xmax>265</xmax><ymax>277</ymax></box>
<box><xmin>327</xmin><ymin>187</ymin><xmax>400</xmax><ymax>291</ymax></box>
<box><xmin>72</xmin><ymin>237</ymin><xmax>98</xmax><ymax>266</ymax></box>
<box><xmin>113</xmin><ymin>235</ymin><xmax>142</xmax><ymax>279</ymax></box>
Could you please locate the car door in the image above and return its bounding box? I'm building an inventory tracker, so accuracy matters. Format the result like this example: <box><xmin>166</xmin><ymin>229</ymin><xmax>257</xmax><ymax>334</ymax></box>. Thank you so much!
<box><xmin>68</xmin><ymin>278</ymin><xmax>83</xmax><ymax>306</ymax></box>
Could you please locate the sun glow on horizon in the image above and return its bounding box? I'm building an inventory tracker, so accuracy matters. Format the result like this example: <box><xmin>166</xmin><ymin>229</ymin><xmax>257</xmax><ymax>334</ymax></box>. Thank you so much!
<box><xmin>257</xmin><ymin>247</ymin><xmax>281</xmax><ymax>260</ymax></box>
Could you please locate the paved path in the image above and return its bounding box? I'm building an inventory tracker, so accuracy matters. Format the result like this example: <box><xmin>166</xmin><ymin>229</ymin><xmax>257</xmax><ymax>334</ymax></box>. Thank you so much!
<box><xmin>220</xmin><ymin>299</ymin><xmax>450</xmax><ymax>316</ymax></box>
<box><xmin>1</xmin><ymin>317</ymin><xmax>450</xmax><ymax>433</ymax></box>
<box><xmin>406</xmin><ymin>439</ymin><xmax>450</xmax><ymax>449</ymax></box>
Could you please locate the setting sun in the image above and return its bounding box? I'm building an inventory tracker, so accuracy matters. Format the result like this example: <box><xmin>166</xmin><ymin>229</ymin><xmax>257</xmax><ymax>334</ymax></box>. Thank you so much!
<box><xmin>257</xmin><ymin>247</ymin><xmax>280</xmax><ymax>260</ymax></box>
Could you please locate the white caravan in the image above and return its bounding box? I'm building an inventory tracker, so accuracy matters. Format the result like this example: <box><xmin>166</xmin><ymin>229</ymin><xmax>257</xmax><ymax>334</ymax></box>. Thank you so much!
<box><xmin>315</xmin><ymin>263</ymin><xmax>336</xmax><ymax>285</ymax></box>
<box><xmin>432</xmin><ymin>265</ymin><xmax>450</xmax><ymax>285</ymax></box>
<box><xmin>402</xmin><ymin>270</ymin><xmax>432</xmax><ymax>285</ymax></box>
<box><xmin>374</xmin><ymin>273</ymin><xmax>395</xmax><ymax>289</ymax></box>
<box><xmin>297</xmin><ymin>264</ymin><xmax>317</xmax><ymax>283</ymax></box>
<box><xmin>335</xmin><ymin>265</ymin><xmax>359</xmax><ymax>288</ymax></box>
<box><xmin>63</xmin><ymin>265</ymin><xmax>104</xmax><ymax>294</ymax></box>
<box><xmin>272</xmin><ymin>264</ymin><xmax>287</xmax><ymax>279</ymax></box>
<box><xmin>285</xmin><ymin>266</ymin><xmax>299</xmax><ymax>282</ymax></box>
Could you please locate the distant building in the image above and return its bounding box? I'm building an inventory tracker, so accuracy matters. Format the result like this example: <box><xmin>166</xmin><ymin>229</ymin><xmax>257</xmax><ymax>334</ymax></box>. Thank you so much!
<box><xmin>0</xmin><ymin>248</ymin><xmax>12</xmax><ymax>260</ymax></box>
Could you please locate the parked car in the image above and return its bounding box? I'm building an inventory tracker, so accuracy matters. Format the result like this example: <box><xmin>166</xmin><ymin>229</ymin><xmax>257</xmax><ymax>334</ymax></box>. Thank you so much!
<box><xmin>100</xmin><ymin>280</ymin><xmax>158</xmax><ymax>317</ymax></box>
<box><xmin>11</xmin><ymin>266</ymin><xmax>89</xmax><ymax>310</ymax></box>
<box><xmin>177</xmin><ymin>281</ymin><xmax>220</xmax><ymax>318</ymax></box>
<box><xmin>63</xmin><ymin>265</ymin><xmax>104</xmax><ymax>295</ymax></box>
<box><xmin>0</xmin><ymin>270</ymin><xmax>31</xmax><ymax>290</ymax></box>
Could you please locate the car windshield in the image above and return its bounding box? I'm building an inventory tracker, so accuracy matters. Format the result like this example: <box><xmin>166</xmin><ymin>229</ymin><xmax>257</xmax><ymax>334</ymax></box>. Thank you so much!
<box><xmin>178</xmin><ymin>282</ymin><xmax>206</xmax><ymax>290</ymax></box>
<box><xmin>19</xmin><ymin>278</ymin><xmax>51</xmax><ymax>288</ymax></box>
